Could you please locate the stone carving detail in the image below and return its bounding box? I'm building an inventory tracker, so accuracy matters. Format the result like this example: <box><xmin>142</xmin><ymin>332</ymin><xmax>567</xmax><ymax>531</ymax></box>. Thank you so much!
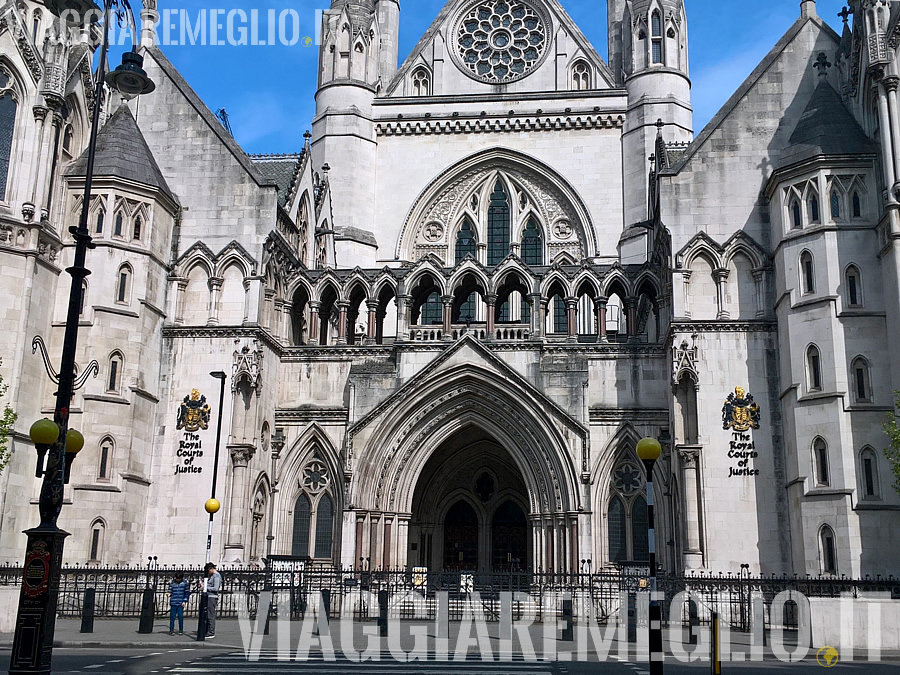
<box><xmin>673</xmin><ymin>334</ymin><xmax>699</xmax><ymax>385</ymax></box>
<box><xmin>0</xmin><ymin>225</ymin><xmax>11</xmax><ymax>244</ymax></box>
<box><xmin>232</xmin><ymin>341</ymin><xmax>263</xmax><ymax>392</ymax></box>
<box><xmin>421</xmin><ymin>221</ymin><xmax>444</xmax><ymax>242</ymax></box>
<box><xmin>229</xmin><ymin>445</ymin><xmax>255</xmax><ymax>467</ymax></box>
<box><xmin>302</xmin><ymin>456</ymin><xmax>329</xmax><ymax>493</ymax></box>
<box><xmin>679</xmin><ymin>449</ymin><xmax>697</xmax><ymax>469</ymax></box>
<box><xmin>553</xmin><ymin>220</ymin><xmax>572</xmax><ymax>240</ymax></box>
<box><xmin>454</xmin><ymin>0</ymin><xmax>548</xmax><ymax>83</ymax></box>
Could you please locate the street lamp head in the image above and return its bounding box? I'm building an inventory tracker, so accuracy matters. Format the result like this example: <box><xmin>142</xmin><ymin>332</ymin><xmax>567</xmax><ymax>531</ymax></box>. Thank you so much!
<box><xmin>44</xmin><ymin>0</ymin><xmax>100</xmax><ymax>26</ymax></box>
<box><xmin>636</xmin><ymin>437</ymin><xmax>662</xmax><ymax>462</ymax></box>
<box><xmin>30</xmin><ymin>419</ymin><xmax>60</xmax><ymax>446</ymax></box>
<box><xmin>105</xmin><ymin>50</ymin><xmax>155</xmax><ymax>97</ymax></box>
<box><xmin>210</xmin><ymin>371</ymin><xmax>227</xmax><ymax>381</ymax></box>
<box><xmin>65</xmin><ymin>429</ymin><xmax>85</xmax><ymax>455</ymax></box>
<box><xmin>205</xmin><ymin>498</ymin><xmax>221</xmax><ymax>514</ymax></box>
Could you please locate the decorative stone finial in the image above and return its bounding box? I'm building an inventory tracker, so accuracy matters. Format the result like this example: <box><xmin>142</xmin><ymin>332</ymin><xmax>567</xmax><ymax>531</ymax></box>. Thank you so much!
<box><xmin>813</xmin><ymin>52</ymin><xmax>832</xmax><ymax>76</ymax></box>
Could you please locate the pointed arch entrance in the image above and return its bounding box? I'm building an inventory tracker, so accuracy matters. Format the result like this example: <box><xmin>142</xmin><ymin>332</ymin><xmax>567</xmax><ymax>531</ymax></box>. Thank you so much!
<box><xmin>410</xmin><ymin>428</ymin><xmax>531</xmax><ymax>572</ymax></box>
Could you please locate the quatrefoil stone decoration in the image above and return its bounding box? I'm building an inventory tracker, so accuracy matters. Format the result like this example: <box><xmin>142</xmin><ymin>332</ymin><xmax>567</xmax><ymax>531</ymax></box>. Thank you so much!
<box><xmin>302</xmin><ymin>460</ymin><xmax>329</xmax><ymax>493</ymax></box>
<box><xmin>454</xmin><ymin>0</ymin><xmax>548</xmax><ymax>84</ymax></box>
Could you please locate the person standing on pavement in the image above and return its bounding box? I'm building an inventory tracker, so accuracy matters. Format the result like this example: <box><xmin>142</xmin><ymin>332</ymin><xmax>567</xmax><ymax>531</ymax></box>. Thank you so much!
<box><xmin>168</xmin><ymin>571</ymin><xmax>190</xmax><ymax>635</ymax></box>
<box><xmin>204</xmin><ymin>562</ymin><xmax>222</xmax><ymax>638</ymax></box>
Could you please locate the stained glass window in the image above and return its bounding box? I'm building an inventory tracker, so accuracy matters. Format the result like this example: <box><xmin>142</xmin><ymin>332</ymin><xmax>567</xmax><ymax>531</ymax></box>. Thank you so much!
<box><xmin>456</xmin><ymin>219</ymin><xmax>476</xmax><ymax>263</ymax></box>
<box><xmin>292</xmin><ymin>494</ymin><xmax>311</xmax><ymax>558</ymax></box>
<box><xmin>314</xmin><ymin>494</ymin><xmax>334</xmax><ymax>558</ymax></box>
<box><xmin>0</xmin><ymin>72</ymin><xmax>16</xmax><ymax>202</ymax></box>
<box><xmin>487</xmin><ymin>180</ymin><xmax>510</xmax><ymax>265</ymax></box>
<box><xmin>521</xmin><ymin>218</ymin><xmax>543</xmax><ymax>265</ymax></box>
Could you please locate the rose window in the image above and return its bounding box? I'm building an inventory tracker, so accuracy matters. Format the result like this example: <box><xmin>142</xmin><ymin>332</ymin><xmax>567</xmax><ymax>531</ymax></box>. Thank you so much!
<box><xmin>455</xmin><ymin>0</ymin><xmax>548</xmax><ymax>83</ymax></box>
<box><xmin>613</xmin><ymin>464</ymin><xmax>643</xmax><ymax>496</ymax></box>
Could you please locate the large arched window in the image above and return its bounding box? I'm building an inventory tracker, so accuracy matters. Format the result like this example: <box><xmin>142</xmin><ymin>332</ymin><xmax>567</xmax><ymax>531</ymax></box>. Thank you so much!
<box><xmin>455</xmin><ymin>218</ymin><xmax>476</xmax><ymax>263</ymax></box>
<box><xmin>89</xmin><ymin>519</ymin><xmax>105</xmax><ymax>563</ymax></box>
<box><xmin>520</xmin><ymin>218</ymin><xmax>543</xmax><ymax>265</ymax></box>
<box><xmin>845</xmin><ymin>265</ymin><xmax>862</xmax><ymax>307</ymax></box>
<box><xmin>819</xmin><ymin>525</ymin><xmax>837</xmax><ymax>575</ymax></box>
<box><xmin>607</xmin><ymin>456</ymin><xmax>649</xmax><ymax>563</ymax></box>
<box><xmin>800</xmin><ymin>251</ymin><xmax>815</xmax><ymax>294</ymax></box>
<box><xmin>851</xmin><ymin>357</ymin><xmax>871</xmax><ymax>403</ymax></box>
<box><xmin>813</xmin><ymin>437</ymin><xmax>829</xmax><ymax>487</ymax></box>
<box><xmin>859</xmin><ymin>447</ymin><xmax>880</xmax><ymax>499</ymax></box>
<box><xmin>291</xmin><ymin>494</ymin><xmax>312</xmax><ymax>558</ymax></box>
<box><xmin>0</xmin><ymin>71</ymin><xmax>18</xmax><ymax>202</ymax></box>
<box><xmin>487</xmin><ymin>180</ymin><xmax>511</xmax><ymax>265</ymax></box>
<box><xmin>314</xmin><ymin>493</ymin><xmax>334</xmax><ymax>558</ymax></box>
<box><xmin>806</xmin><ymin>345</ymin><xmax>822</xmax><ymax>392</ymax></box>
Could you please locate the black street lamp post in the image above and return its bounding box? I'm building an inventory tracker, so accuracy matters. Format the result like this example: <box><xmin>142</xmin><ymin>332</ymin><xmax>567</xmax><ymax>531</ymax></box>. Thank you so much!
<box><xmin>197</xmin><ymin>371</ymin><xmax>226</xmax><ymax>642</ymax></box>
<box><xmin>637</xmin><ymin>437</ymin><xmax>663</xmax><ymax>675</ymax></box>
<box><xmin>8</xmin><ymin>1</ymin><xmax>153</xmax><ymax>672</ymax></box>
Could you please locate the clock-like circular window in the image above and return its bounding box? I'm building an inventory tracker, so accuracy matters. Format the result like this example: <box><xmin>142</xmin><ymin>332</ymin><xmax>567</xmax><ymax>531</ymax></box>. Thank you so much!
<box><xmin>453</xmin><ymin>0</ymin><xmax>549</xmax><ymax>84</ymax></box>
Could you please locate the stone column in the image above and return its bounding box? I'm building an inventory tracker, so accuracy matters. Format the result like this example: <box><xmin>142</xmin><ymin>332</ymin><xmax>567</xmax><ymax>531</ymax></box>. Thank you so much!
<box><xmin>244</xmin><ymin>277</ymin><xmax>263</xmax><ymax>326</ymax></box>
<box><xmin>529</xmin><ymin>293</ymin><xmax>542</xmax><ymax>337</ymax></box>
<box><xmin>36</xmin><ymin>109</ymin><xmax>63</xmax><ymax>217</ymax></box>
<box><xmin>569</xmin><ymin>517</ymin><xmax>578</xmax><ymax>574</ymax></box>
<box><xmin>382</xmin><ymin>515</ymin><xmax>393</xmax><ymax>568</ymax></box>
<box><xmin>679</xmin><ymin>448</ymin><xmax>704</xmax><ymax>570</ymax></box>
<box><xmin>375</xmin><ymin>308</ymin><xmax>386</xmax><ymax>345</ymax></box>
<box><xmin>886</xmin><ymin>77</ymin><xmax>900</xmax><ymax>185</ymax></box>
<box><xmin>336</xmin><ymin>300</ymin><xmax>349</xmax><ymax>345</ymax></box>
<box><xmin>441</xmin><ymin>295</ymin><xmax>453</xmax><ymax>340</ymax></box>
<box><xmin>538</xmin><ymin>297</ymin><xmax>549</xmax><ymax>339</ymax></box>
<box><xmin>531</xmin><ymin>517</ymin><xmax>543</xmax><ymax>571</ymax></box>
<box><xmin>596</xmin><ymin>296</ymin><xmax>608</xmax><ymax>342</ymax></box>
<box><xmin>263</xmin><ymin>290</ymin><xmax>275</xmax><ymax>330</ymax></box>
<box><xmin>544</xmin><ymin>517</ymin><xmax>554</xmax><ymax>572</ymax></box>
<box><xmin>207</xmin><ymin>278</ymin><xmax>223</xmax><ymax>326</ymax></box>
<box><xmin>396</xmin><ymin>294</ymin><xmax>411</xmax><ymax>341</ymax></box>
<box><xmin>29</xmin><ymin>106</ymin><xmax>51</xmax><ymax>209</ymax></box>
<box><xmin>308</xmin><ymin>301</ymin><xmax>320</xmax><ymax>345</ymax></box>
<box><xmin>355</xmin><ymin>512</ymin><xmax>367</xmax><ymax>566</ymax></box>
<box><xmin>625</xmin><ymin>297</ymin><xmax>638</xmax><ymax>342</ymax></box>
<box><xmin>876</xmin><ymin>82</ymin><xmax>896</xmax><ymax>197</ymax></box>
<box><xmin>396</xmin><ymin>515</ymin><xmax>411</xmax><ymax>569</ymax></box>
<box><xmin>369</xmin><ymin>513</ymin><xmax>382</xmax><ymax>568</ymax></box>
<box><xmin>22</xmin><ymin>107</ymin><xmax>47</xmax><ymax>214</ymax></box>
<box><xmin>224</xmin><ymin>445</ymin><xmax>255</xmax><ymax>560</ymax></box>
<box><xmin>366</xmin><ymin>300</ymin><xmax>378</xmax><ymax>345</ymax></box>
<box><xmin>565</xmin><ymin>297</ymin><xmax>578</xmax><ymax>342</ymax></box>
<box><xmin>167</xmin><ymin>278</ymin><xmax>186</xmax><ymax>325</ymax></box>
<box><xmin>713</xmin><ymin>268</ymin><xmax>730</xmax><ymax>319</ymax></box>
<box><xmin>752</xmin><ymin>269</ymin><xmax>766</xmax><ymax>318</ymax></box>
<box><xmin>476</xmin><ymin>242</ymin><xmax>487</xmax><ymax>265</ymax></box>
<box><xmin>486</xmin><ymin>294</ymin><xmax>497</xmax><ymax>338</ymax></box>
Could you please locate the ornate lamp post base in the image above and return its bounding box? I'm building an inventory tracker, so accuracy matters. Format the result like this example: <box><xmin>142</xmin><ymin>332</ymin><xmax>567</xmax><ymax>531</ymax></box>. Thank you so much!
<box><xmin>8</xmin><ymin>528</ymin><xmax>70</xmax><ymax>675</ymax></box>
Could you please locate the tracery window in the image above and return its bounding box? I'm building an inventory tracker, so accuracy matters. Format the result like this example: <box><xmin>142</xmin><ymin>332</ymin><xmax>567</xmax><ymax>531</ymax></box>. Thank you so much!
<box><xmin>0</xmin><ymin>71</ymin><xmax>17</xmax><ymax>202</ymax></box>
<box><xmin>520</xmin><ymin>217</ymin><xmax>543</xmax><ymax>265</ymax></box>
<box><xmin>412</xmin><ymin>68</ymin><xmax>430</xmax><ymax>96</ymax></box>
<box><xmin>607</xmin><ymin>457</ymin><xmax>649</xmax><ymax>563</ymax></box>
<box><xmin>292</xmin><ymin>456</ymin><xmax>336</xmax><ymax>561</ymax></box>
<box><xmin>487</xmin><ymin>180</ymin><xmax>511</xmax><ymax>265</ymax></box>
<box><xmin>651</xmin><ymin>10</ymin><xmax>663</xmax><ymax>64</ymax></box>
<box><xmin>572</xmin><ymin>60</ymin><xmax>591</xmax><ymax>90</ymax></box>
<box><xmin>455</xmin><ymin>218</ymin><xmax>477</xmax><ymax>263</ymax></box>
<box><xmin>830</xmin><ymin>191</ymin><xmax>841</xmax><ymax>219</ymax></box>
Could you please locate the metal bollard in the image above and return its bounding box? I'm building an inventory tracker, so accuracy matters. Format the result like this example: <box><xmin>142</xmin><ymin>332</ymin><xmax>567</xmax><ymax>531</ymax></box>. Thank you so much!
<box><xmin>137</xmin><ymin>587</ymin><xmax>155</xmax><ymax>634</ymax></box>
<box><xmin>689</xmin><ymin>598</ymin><xmax>700</xmax><ymax>646</ymax></box>
<box><xmin>710</xmin><ymin>611</ymin><xmax>721</xmax><ymax>675</ymax></box>
<box><xmin>378</xmin><ymin>589</ymin><xmax>389</xmax><ymax>637</ymax></box>
<box><xmin>321</xmin><ymin>588</ymin><xmax>331</xmax><ymax>625</ymax></box>
<box><xmin>80</xmin><ymin>588</ymin><xmax>96</xmax><ymax>634</ymax></box>
<box><xmin>627</xmin><ymin>591</ymin><xmax>637</xmax><ymax>643</ymax></box>
<box><xmin>561</xmin><ymin>598</ymin><xmax>574</xmax><ymax>642</ymax></box>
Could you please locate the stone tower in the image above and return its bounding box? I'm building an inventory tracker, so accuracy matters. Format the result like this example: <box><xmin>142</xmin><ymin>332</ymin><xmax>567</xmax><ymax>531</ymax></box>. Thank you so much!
<box><xmin>610</xmin><ymin>0</ymin><xmax>693</xmax><ymax>227</ymax></box>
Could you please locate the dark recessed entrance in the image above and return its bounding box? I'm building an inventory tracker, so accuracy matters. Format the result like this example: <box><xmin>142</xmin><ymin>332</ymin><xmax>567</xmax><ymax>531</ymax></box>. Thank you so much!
<box><xmin>443</xmin><ymin>500</ymin><xmax>478</xmax><ymax>570</ymax></box>
<box><xmin>491</xmin><ymin>500</ymin><xmax>527</xmax><ymax>571</ymax></box>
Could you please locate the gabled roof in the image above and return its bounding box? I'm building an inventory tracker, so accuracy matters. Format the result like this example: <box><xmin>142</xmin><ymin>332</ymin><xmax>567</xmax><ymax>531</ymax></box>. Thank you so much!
<box><xmin>384</xmin><ymin>0</ymin><xmax>615</xmax><ymax>96</ymax></box>
<box><xmin>67</xmin><ymin>105</ymin><xmax>177</xmax><ymax>204</ymax></box>
<box><xmin>251</xmin><ymin>154</ymin><xmax>305</xmax><ymax>207</ymax></box>
<box><xmin>778</xmin><ymin>77</ymin><xmax>878</xmax><ymax>168</ymax></box>
<box><xmin>666</xmin><ymin>11</ymin><xmax>842</xmax><ymax>174</ymax></box>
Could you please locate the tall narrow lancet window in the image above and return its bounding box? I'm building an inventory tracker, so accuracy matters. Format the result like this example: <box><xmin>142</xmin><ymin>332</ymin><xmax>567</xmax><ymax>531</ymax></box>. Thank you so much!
<box><xmin>607</xmin><ymin>496</ymin><xmax>626</xmax><ymax>563</ymax></box>
<box><xmin>0</xmin><ymin>71</ymin><xmax>17</xmax><ymax>202</ymax></box>
<box><xmin>651</xmin><ymin>11</ymin><xmax>663</xmax><ymax>64</ymax></box>
<box><xmin>790</xmin><ymin>199</ymin><xmax>802</xmax><ymax>229</ymax></box>
<box><xmin>314</xmin><ymin>493</ymin><xmax>334</xmax><ymax>558</ymax></box>
<box><xmin>807</xmin><ymin>345</ymin><xmax>822</xmax><ymax>392</ymax></box>
<box><xmin>820</xmin><ymin>525</ymin><xmax>837</xmax><ymax>574</ymax></box>
<box><xmin>520</xmin><ymin>218</ymin><xmax>543</xmax><ymax>265</ymax></box>
<box><xmin>800</xmin><ymin>251</ymin><xmax>815</xmax><ymax>294</ymax></box>
<box><xmin>830</xmin><ymin>191</ymin><xmax>841</xmax><ymax>219</ymax></box>
<box><xmin>808</xmin><ymin>195</ymin><xmax>820</xmax><ymax>223</ymax></box>
<box><xmin>487</xmin><ymin>180</ymin><xmax>511</xmax><ymax>265</ymax></box>
<box><xmin>95</xmin><ymin>209</ymin><xmax>104</xmax><ymax>234</ymax></box>
<box><xmin>412</xmin><ymin>68</ymin><xmax>430</xmax><ymax>96</ymax></box>
<box><xmin>455</xmin><ymin>219</ymin><xmax>476</xmax><ymax>263</ymax></box>
<box><xmin>852</xmin><ymin>191</ymin><xmax>862</xmax><ymax>218</ymax></box>
<box><xmin>846</xmin><ymin>265</ymin><xmax>862</xmax><ymax>307</ymax></box>
<box><xmin>291</xmin><ymin>494</ymin><xmax>312</xmax><ymax>558</ymax></box>
<box><xmin>813</xmin><ymin>437</ymin><xmax>829</xmax><ymax>486</ymax></box>
<box><xmin>114</xmin><ymin>212</ymin><xmax>124</xmax><ymax>237</ymax></box>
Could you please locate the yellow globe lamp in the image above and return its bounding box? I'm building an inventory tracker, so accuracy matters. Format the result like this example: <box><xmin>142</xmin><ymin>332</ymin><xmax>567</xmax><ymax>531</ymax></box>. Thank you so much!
<box><xmin>636</xmin><ymin>437</ymin><xmax>662</xmax><ymax>463</ymax></box>
<box><xmin>65</xmin><ymin>429</ymin><xmax>85</xmax><ymax>455</ymax></box>
<box><xmin>30</xmin><ymin>419</ymin><xmax>60</xmax><ymax>446</ymax></box>
<box><xmin>205</xmin><ymin>498</ymin><xmax>221</xmax><ymax>515</ymax></box>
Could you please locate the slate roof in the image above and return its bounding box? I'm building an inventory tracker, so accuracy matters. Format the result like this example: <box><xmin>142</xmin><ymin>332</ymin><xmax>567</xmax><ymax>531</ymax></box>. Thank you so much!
<box><xmin>67</xmin><ymin>105</ymin><xmax>177</xmax><ymax>204</ymax></box>
<box><xmin>778</xmin><ymin>78</ymin><xmax>878</xmax><ymax>168</ymax></box>
<box><xmin>250</xmin><ymin>154</ymin><xmax>304</xmax><ymax>207</ymax></box>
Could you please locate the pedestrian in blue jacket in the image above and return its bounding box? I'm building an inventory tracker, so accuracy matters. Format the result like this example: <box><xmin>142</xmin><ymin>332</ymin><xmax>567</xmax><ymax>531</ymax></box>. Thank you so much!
<box><xmin>168</xmin><ymin>572</ymin><xmax>190</xmax><ymax>635</ymax></box>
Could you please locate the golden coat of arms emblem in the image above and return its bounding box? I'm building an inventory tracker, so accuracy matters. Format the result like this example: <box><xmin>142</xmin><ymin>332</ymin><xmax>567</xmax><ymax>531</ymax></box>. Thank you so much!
<box><xmin>176</xmin><ymin>389</ymin><xmax>211</xmax><ymax>432</ymax></box>
<box><xmin>722</xmin><ymin>386</ymin><xmax>761</xmax><ymax>431</ymax></box>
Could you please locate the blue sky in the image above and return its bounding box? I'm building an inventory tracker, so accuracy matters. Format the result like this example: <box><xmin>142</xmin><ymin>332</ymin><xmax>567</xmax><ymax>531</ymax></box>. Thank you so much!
<box><xmin>146</xmin><ymin>0</ymin><xmax>852</xmax><ymax>154</ymax></box>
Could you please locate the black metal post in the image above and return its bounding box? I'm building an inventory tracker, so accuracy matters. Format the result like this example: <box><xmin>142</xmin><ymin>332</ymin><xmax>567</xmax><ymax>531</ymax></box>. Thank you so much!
<box><xmin>642</xmin><ymin>454</ymin><xmax>663</xmax><ymax>675</ymax></box>
<box><xmin>8</xmin><ymin>4</ymin><xmax>113</xmax><ymax>672</ymax></box>
<box><xmin>79</xmin><ymin>589</ymin><xmax>95</xmax><ymax>634</ymax></box>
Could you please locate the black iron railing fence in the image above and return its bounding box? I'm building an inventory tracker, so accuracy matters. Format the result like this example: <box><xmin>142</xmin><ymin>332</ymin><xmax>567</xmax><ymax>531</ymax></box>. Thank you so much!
<box><xmin>0</xmin><ymin>563</ymin><xmax>895</xmax><ymax>631</ymax></box>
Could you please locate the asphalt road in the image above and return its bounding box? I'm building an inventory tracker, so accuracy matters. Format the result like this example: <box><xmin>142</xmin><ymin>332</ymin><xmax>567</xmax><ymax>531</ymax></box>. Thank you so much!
<box><xmin>5</xmin><ymin>647</ymin><xmax>899</xmax><ymax>674</ymax></box>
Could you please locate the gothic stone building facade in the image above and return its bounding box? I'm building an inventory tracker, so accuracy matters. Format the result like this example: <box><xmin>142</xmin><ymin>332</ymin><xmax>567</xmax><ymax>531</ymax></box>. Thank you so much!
<box><xmin>0</xmin><ymin>0</ymin><xmax>899</xmax><ymax>576</ymax></box>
